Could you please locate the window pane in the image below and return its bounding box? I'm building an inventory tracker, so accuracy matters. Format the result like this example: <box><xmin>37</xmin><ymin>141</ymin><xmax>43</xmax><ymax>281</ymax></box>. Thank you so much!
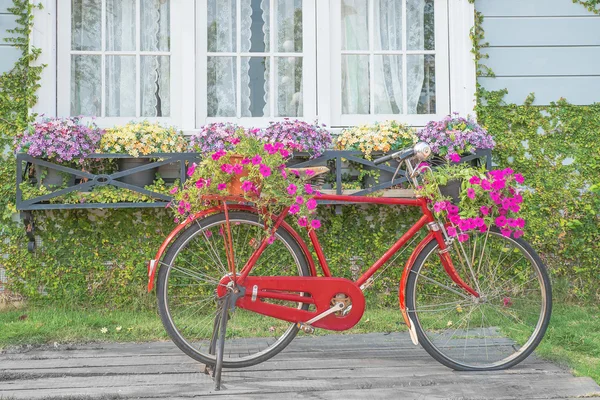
<box><xmin>106</xmin><ymin>0</ymin><xmax>136</xmax><ymax>51</ymax></box>
<box><xmin>374</xmin><ymin>0</ymin><xmax>402</xmax><ymax>51</ymax></box>
<box><xmin>141</xmin><ymin>56</ymin><xmax>170</xmax><ymax>117</ymax></box>
<box><xmin>71</xmin><ymin>0</ymin><xmax>101</xmax><ymax>51</ymax></box>
<box><xmin>241</xmin><ymin>57</ymin><xmax>269</xmax><ymax>118</ymax></box>
<box><xmin>141</xmin><ymin>0</ymin><xmax>171</xmax><ymax>51</ymax></box>
<box><xmin>342</xmin><ymin>55</ymin><xmax>369</xmax><ymax>114</ymax></box>
<box><xmin>407</xmin><ymin>0</ymin><xmax>435</xmax><ymax>51</ymax></box>
<box><xmin>341</xmin><ymin>0</ymin><xmax>368</xmax><ymax>51</ymax></box>
<box><xmin>208</xmin><ymin>57</ymin><xmax>237</xmax><ymax>117</ymax></box>
<box><xmin>277</xmin><ymin>0</ymin><xmax>302</xmax><ymax>52</ymax></box>
<box><xmin>276</xmin><ymin>57</ymin><xmax>303</xmax><ymax>117</ymax></box>
<box><xmin>407</xmin><ymin>54</ymin><xmax>435</xmax><ymax>114</ymax></box>
<box><xmin>374</xmin><ymin>55</ymin><xmax>402</xmax><ymax>114</ymax></box>
<box><xmin>208</xmin><ymin>0</ymin><xmax>236</xmax><ymax>52</ymax></box>
<box><xmin>105</xmin><ymin>56</ymin><xmax>137</xmax><ymax>117</ymax></box>
<box><xmin>241</xmin><ymin>0</ymin><xmax>270</xmax><ymax>52</ymax></box>
<box><xmin>71</xmin><ymin>55</ymin><xmax>101</xmax><ymax>116</ymax></box>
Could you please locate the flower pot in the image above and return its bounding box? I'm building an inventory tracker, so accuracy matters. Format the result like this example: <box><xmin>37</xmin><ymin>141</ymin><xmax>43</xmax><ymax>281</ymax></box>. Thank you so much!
<box><xmin>439</xmin><ymin>179</ymin><xmax>462</xmax><ymax>204</ymax></box>
<box><xmin>158</xmin><ymin>162</ymin><xmax>182</xmax><ymax>184</ymax></box>
<box><xmin>35</xmin><ymin>166</ymin><xmax>75</xmax><ymax>189</ymax></box>
<box><xmin>117</xmin><ymin>158</ymin><xmax>157</xmax><ymax>187</ymax></box>
<box><xmin>227</xmin><ymin>155</ymin><xmax>251</xmax><ymax>196</ymax></box>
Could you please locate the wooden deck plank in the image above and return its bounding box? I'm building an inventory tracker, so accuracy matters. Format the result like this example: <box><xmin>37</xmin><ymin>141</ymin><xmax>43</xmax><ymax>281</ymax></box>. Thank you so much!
<box><xmin>0</xmin><ymin>332</ymin><xmax>598</xmax><ymax>399</ymax></box>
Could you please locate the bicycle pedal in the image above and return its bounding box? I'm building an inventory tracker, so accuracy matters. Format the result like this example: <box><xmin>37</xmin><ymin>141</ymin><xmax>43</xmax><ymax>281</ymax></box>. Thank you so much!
<box><xmin>297</xmin><ymin>323</ymin><xmax>315</xmax><ymax>334</ymax></box>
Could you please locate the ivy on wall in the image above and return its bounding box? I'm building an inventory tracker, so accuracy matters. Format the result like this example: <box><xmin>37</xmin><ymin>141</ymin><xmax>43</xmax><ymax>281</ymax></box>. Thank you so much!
<box><xmin>1</xmin><ymin>0</ymin><xmax>599</xmax><ymax>307</ymax></box>
<box><xmin>573</xmin><ymin>0</ymin><xmax>600</xmax><ymax>13</ymax></box>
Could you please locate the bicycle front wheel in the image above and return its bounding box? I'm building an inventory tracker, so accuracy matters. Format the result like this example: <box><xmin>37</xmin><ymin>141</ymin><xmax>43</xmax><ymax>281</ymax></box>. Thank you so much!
<box><xmin>157</xmin><ymin>211</ymin><xmax>310</xmax><ymax>368</ymax></box>
<box><xmin>406</xmin><ymin>227</ymin><xmax>552</xmax><ymax>370</ymax></box>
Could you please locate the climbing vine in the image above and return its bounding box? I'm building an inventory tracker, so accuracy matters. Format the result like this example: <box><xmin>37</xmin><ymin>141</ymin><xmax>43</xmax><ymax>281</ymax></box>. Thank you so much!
<box><xmin>572</xmin><ymin>0</ymin><xmax>600</xmax><ymax>13</ymax></box>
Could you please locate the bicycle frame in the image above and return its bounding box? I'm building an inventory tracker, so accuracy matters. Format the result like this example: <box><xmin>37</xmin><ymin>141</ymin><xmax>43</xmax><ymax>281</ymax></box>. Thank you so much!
<box><xmin>147</xmin><ymin>193</ymin><xmax>479</xmax><ymax>330</ymax></box>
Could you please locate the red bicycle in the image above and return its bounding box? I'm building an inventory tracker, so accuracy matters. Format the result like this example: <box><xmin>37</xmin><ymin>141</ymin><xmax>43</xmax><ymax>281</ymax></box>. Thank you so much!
<box><xmin>148</xmin><ymin>143</ymin><xmax>551</xmax><ymax>382</ymax></box>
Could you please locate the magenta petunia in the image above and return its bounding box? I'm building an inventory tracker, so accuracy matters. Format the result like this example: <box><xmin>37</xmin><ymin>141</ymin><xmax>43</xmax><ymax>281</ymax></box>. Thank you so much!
<box><xmin>195</xmin><ymin>179</ymin><xmax>205</xmax><ymax>189</ymax></box>
<box><xmin>251</xmin><ymin>155</ymin><xmax>262</xmax><ymax>165</ymax></box>
<box><xmin>298</xmin><ymin>217</ymin><xmax>308</xmax><ymax>227</ymax></box>
<box><xmin>449</xmin><ymin>153</ymin><xmax>461</xmax><ymax>163</ymax></box>
<box><xmin>279</xmin><ymin>149</ymin><xmax>290</xmax><ymax>158</ymax></box>
<box><xmin>513</xmin><ymin>230</ymin><xmax>524</xmax><ymax>239</ymax></box>
<box><xmin>310</xmin><ymin>219</ymin><xmax>321</xmax><ymax>229</ymax></box>
<box><xmin>287</xmin><ymin>183</ymin><xmax>297</xmax><ymax>195</ymax></box>
<box><xmin>259</xmin><ymin>164</ymin><xmax>272</xmax><ymax>177</ymax></box>
<box><xmin>480</xmin><ymin>205</ymin><xmax>490</xmax><ymax>215</ymax></box>
<box><xmin>492</xmin><ymin>179</ymin><xmax>506</xmax><ymax>190</ymax></box>
<box><xmin>304</xmin><ymin>184</ymin><xmax>314</xmax><ymax>194</ymax></box>
<box><xmin>217</xmin><ymin>183</ymin><xmax>227</xmax><ymax>191</ymax></box>
<box><xmin>469</xmin><ymin>176</ymin><xmax>481</xmax><ymax>185</ymax></box>
<box><xmin>289</xmin><ymin>204</ymin><xmax>300</xmax><ymax>214</ymax></box>
<box><xmin>458</xmin><ymin>233</ymin><xmax>469</xmax><ymax>242</ymax></box>
<box><xmin>187</xmin><ymin>163</ymin><xmax>197</xmax><ymax>177</ymax></box>
<box><xmin>514</xmin><ymin>173</ymin><xmax>524</xmax><ymax>184</ymax></box>
<box><xmin>467</xmin><ymin>188</ymin><xmax>476</xmax><ymax>199</ymax></box>
<box><xmin>212</xmin><ymin>150</ymin><xmax>226</xmax><ymax>161</ymax></box>
<box><xmin>447</xmin><ymin>226</ymin><xmax>457</xmax><ymax>237</ymax></box>
<box><xmin>306</xmin><ymin>198</ymin><xmax>317</xmax><ymax>210</ymax></box>
<box><xmin>232</xmin><ymin>164</ymin><xmax>243</xmax><ymax>174</ymax></box>
<box><xmin>169</xmin><ymin>186</ymin><xmax>178</xmax><ymax>194</ymax></box>
<box><xmin>296</xmin><ymin>196</ymin><xmax>304</xmax><ymax>205</ymax></box>
<box><xmin>495</xmin><ymin>216</ymin><xmax>508</xmax><ymax>227</ymax></box>
<box><xmin>501</xmin><ymin>229</ymin><xmax>513</xmax><ymax>238</ymax></box>
<box><xmin>221</xmin><ymin>164</ymin><xmax>234</xmax><ymax>173</ymax></box>
<box><xmin>481</xmin><ymin>179</ymin><xmax>492</xmax><ymax>191</ymax></box>
<box><xmin>241</xmin><ymin>181</ymin><xmax>254</xmax><ymax>192</ymax></box>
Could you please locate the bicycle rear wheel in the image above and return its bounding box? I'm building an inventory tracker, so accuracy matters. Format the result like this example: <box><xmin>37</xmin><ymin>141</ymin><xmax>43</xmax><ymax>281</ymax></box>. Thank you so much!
<box><xmin>406</xmin><ymin>227</ymin><xmax>552</xmax><ymax>370</ymax></box>
<box><xmin>156</xmin><ymin>211</ymin><xmax>310</xmax><ymax>368</ymax></box>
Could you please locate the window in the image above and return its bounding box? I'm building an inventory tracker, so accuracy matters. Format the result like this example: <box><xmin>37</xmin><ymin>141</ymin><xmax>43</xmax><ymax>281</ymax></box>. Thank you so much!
<box><xmin>55</xmin><ymin>0</ymin><xmax>468</xmax><ymax>130</ymax></box>
<box><xmin>328</xmin><ymin>0</ymin><xmax>449</xmax><ymax>126</ymax></box>
<box><xmin>58</xmin><ymin>0</ymin><xmax>177</xmax><ymax>124</ymax></box>
<box><xmin>197</xmin><ymin>0</ymin><xmax>316</xmax><ymax>126</ymax></box>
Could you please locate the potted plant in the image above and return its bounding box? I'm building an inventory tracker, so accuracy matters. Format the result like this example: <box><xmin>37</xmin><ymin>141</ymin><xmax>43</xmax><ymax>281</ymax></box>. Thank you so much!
<box><xmin>172</xmin><ymin>135</ymin><xmax>321</xmax><ymax>231</ymax></box>
<box><xmin>189</xmin><ymin>123</ymin><xmax>248</xmax><ymax>155</ymax></box>
<box><xmin>416</xmin><ymin>164</ymin><xmax>527</xmax><ymax>241</ymax></box>
<box><xmin>417</xmin><ymin>114</ymin><xmax>495</xmax><ymax>165</ymax></box>
<box><xmin>14</xmin><ymin>117</ymin><xmax>103</xmax><ymax>188</ymax></box>
<box><xmin>335</xmin><ymin>121</ymin><xmax>418</xmax><ymax>186</ymax></box>
<box><xmin>100</xmin><ymin>121</ymin><xmax>187</xmax><ymax>187</ymax></box>
<box><xmin>261</xmin><ymin>119</ymin><xmax>332</xmax><ymax>160</ymax></box>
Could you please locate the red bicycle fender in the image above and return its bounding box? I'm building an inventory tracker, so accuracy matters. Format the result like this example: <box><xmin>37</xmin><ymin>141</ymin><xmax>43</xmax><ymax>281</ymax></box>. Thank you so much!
<box><xmin>147</xmin><ymin>206</ymin><xmax>317</xmax><ymax>292</ymax></box>
<box><xmin>398</xmin><ymin>232</ymin><xmax>436</xmax><ymax>328</ymax></box>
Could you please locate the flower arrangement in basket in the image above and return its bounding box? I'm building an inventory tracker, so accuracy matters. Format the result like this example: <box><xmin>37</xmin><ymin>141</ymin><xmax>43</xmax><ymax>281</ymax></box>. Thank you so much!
<box><xmin>417</xmin><ymin>164</ymin><xmax>527</xmax><ymax>242</ymax></box>
<box><xmin>189</xmin><ymin>123</ymin><xmax>249</xmax><ymax>155</ymax></box>
<box><xmin>260</xmin><ymin>119</ymin><xmax>332</xmax><ymax>158</ymax></box>
<box><xmin>172</xmin><ymin>135</ymin><xmax>322</xmax><ymax>231</ymax></box>
<box><xmin>417</xmin><ymin>114</ymin><xmax>495</xmax><ymax>162</ymax></box>
<box><xmin>99</xmin><ymin>121</ymin><xmax>187</xmax><ymax>156</ymax></box>
<box><xmin>335</xmin><ymin>121</ymin><xmax>418</xmax><ymax>160</ymax></box>
<box><xmin>14</xmin><ymin>117</ymin><xmax>103</xmax><ymax>163</ymax></box>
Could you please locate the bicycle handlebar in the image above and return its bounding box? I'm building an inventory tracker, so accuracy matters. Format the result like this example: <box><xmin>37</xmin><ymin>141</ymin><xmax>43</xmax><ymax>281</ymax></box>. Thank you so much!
<box><xmin>373</xmin><ymin>148</ymin><xmax>415</xmax><ymax>165</ymax></box>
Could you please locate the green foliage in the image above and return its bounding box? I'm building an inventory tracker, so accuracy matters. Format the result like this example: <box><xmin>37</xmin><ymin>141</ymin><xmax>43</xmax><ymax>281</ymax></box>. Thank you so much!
<box><xmin>572</xmin><ymin>0</ymin><xmax>600</xmax><ymax>13</ymax></box>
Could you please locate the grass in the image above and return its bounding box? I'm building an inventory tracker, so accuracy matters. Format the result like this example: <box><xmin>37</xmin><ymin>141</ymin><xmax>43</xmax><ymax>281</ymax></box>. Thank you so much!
<box><xmin>0</xmin><ymin>302</ymin><xmax>598</xmax><ymax>385</ymax></box>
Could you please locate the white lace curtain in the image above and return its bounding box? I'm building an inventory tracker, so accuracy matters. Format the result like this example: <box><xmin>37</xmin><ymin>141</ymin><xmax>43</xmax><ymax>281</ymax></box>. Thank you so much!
<box><xmin>208</xmin><ymin>0</ymin><xmax>302</xmax><ymax>118</ymax></box>
<box><xmin>342</xmin><ymin>0</ymin><xmax>426</xmax><ymax>115</ymax></box>
<box><xmin>72</xmin><ymin>0</ymin><xmax>170</xmax><ymax>117</ymax></box>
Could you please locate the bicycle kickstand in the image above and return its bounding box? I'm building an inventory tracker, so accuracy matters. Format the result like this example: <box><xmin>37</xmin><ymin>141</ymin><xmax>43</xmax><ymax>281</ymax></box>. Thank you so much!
<box><xmin>212</xmin><ymin>292</ymin><xmax>231</xmax><ymax>391</ymax></box>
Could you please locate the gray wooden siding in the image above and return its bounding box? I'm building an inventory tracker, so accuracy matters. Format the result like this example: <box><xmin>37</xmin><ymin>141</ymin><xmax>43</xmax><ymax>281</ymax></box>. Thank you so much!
<box><xmin>475</xmin><ymin>0</ymin><xmax>600</xmax><ymax>105</ymax></box>
<box><xmin>0</xmin><ymin>0</ymin><xmax>19</xmax><ymax>74</ymax></box>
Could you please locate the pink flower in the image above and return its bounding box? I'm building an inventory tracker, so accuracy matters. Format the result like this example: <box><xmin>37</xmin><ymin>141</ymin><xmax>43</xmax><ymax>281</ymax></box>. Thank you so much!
<box><xmin>516</xmin><ymin>218</ymin><xmax>525</xmax><ymax>228</ymax></box>
<box><xmin>241</xmin><ymin>158</ymin><xmax>251</xmax><ymax>165</ymax></box>
<box><xmin>298</xmin><ymin>217</ymin><xmax>308</xmax><ymax>227</ymax></box>
<box><xmin>221</xmin><ymin>164</ymin><xmax>234</xmax><ymax>173</ymax></box>
<box><xmin>507</xmin><ymin>218</ymin><xmax>518</xmax><ymax>227</ymax></box>
<box><xmin>287</xmin><ymin>183</ymin><xmax>297</xmax><ymax>195</ymax></box>
<box><xmin>514</xmin><ymin>173</ymin><xmax>524</xmax><ymax>184</ymax></box>
<box><xmin>449</xmin><ymin>153</ymin><xmax>461</xmax><ymax>163</ymax></box>
<box><xmin>447</xmin><ymin>205</ymin><xmax>459</xmax><ymax>214</ymax></box>
<box><xmin>212</xmin><ymin>150</ymin><xmax>226</xmax><ymax>161</ymax></box>
<box><xmin>289</xmin><ymin>204</ymin><xmax>300</xmax><ymax>214</ymax></box>
<box><xmin>259</xmin><ymin>164</ymin><xmax>271</xmax><ymax>177</ymax></box>
<box><xmin>195</xmin><ymin>179</ymin><xmax>206</xmax><ymax>189</ymax></box>
<box><xmin>306</xmin><ymin>198</ymin><xmax>317</xmax><ymax>210</ymax></box>
<box><xmin>290</xmin><ymin>169</ymin><xmax>300</xmax><ymax>176</ymax></box>
<box><xmin>280</xmin><ymin>149</ymin><xmax>290</xmax><ymax>158</ymax></box>
<box><xmin>264</xmin><ymin>143</ymin><xmax>278</xmax><ymax>155</ymax></box>
<box><xmin>305</xmin><ymin>169</ymin><xmax>315</xmax><ymax>176</ymax></box>
<box><xmin>232</xmin><ymin>164</ymin><xmax>243</xmax><ymax>174</ymax></box>
<box><xmin>229</xmin><ymin>137</ymin><xmax>241</xmax><ymax>145</ymax></box>
<box><xmin>304</xmin><ymin>184</ymin><xmax>314</xmax><ymax>194</ymax></box>
<box><xmin>217</xmin><ymin>183</ymin><xmax>227</xmax><ymax>191</ymax></box>
<box><xmin>503</xmin><ymin>168</ymin><xmax>514</xmax><ymax>176</ymax></box>
<box><xmin>281</xmin><ymin>169</ymin><xmax>287</xmax><ymax>178</ymax></box>
<box><xmin>187</xmin><ymin>163</ymin><xmax>197</xmax><ymax>177</ymax></box>
<box><xmin>296</xmin><ymin>196</ymin><xmax>304</xmax><ymax>205</ymax></box>
<box><xmin>447</xmin><ymin>226</ymin><xmax>457</xmax><ymax>237</ymax></box>
<box><xmin>267</xmin><ymin>235</ymin><xmax>276</xmax><ymax>244</ymax></box>
<box><xmin>252</xmin><ymin>155</ymin><xmax>262</xmax><ymax>165</ymax></box>
<box><xmin>433</xmin><ymin>201</ymin><xmax>448</xmax><ymax>213</ymax></box>
<box><xmin>480</xmin><ymin>206</ymin><xmax>490</xmax><ymax>215</ymax></box>
<box><xmin>448</xmin><ymin>214</ymin><xmax>460</xmax><ymax>224</ymax></box>
<box><xmin>479</xmin><ymin>224</ymin><xmax>488</xmax><ymax>233</ymax></box>
<box><xmin>458</xmin><ymin>233</ymin><xmax>469</xmax><ymax>242</ymax></box>
<box><xmin>509</xmin><ymin>204</ymin><xmax>521</xmax><ymax>213</ymax></box>
<box><xmin>481</xmin><ymin>179</ymin><xmax>492</xmax><ymax>191</ymax></box>
<box><xmin>467</xmin><ymin>188</ymin><xmax>476</xmax><ymax>200</ymax></box>
<box><xmin>474</xmin><ymin>217</ymin><xmax>485</xmax><ymax>227</ymax></box>
<box><xmin>492</xmin><ymin>179</ymin><xmax>506</xmax><ymax>190</ymax></box>
<box><xmin>469</xmin><ymin>176</ymin><xmax>481</xmax><ymax>185</ymax></box>
<box><xmin>169</xmin><ymin>187</ymin><xmax>178</xmax><ymax>194</ymax></box>
<box><xmin>241</xmin><ymin>181</ymin><xmax>254</xmax><ymax>192</ymax></box>
<box><xmin>501</xmin><ymin>229</ymin><xmax>512</xmax><ymax>238</ymax></box>
<box><xmin>513</xmin><ymin>230</ymin><xmax>524</xmax><ymax>239</ymax></box>
<box><xmin>495</xmin><ymin>216</ymin><xmax>507</xmax><ymax>227</ymax></box>
<box><xmin>310</xmin><ymin>219</ymin><xmax>321</xmax><ymax>229</ymax></box>
<box><xmin>514</xmin><ymin>194</ymin><xmax>523</xmax><ymax>204</ymax></box>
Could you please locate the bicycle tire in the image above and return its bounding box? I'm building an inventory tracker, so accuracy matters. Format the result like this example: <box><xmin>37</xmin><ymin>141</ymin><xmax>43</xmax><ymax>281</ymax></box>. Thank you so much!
<box><xmin>405</xmin><ymin>227</ymin><xmax>552</xmax><ymax>370</ymax></box>
<box><xmin>157</xmin><ymin>211</ymin><xmax>310</xmax><ymax>368</ymax></box>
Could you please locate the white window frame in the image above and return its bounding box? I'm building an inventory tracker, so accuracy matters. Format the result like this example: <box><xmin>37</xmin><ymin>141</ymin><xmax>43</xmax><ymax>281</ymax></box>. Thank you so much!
<box><xmin>195</xmin><ymin>0</ymin><xmax>317</xmax><ymax>128</ymax></box>
<box><xmin>317</xmin><ymin>0</ymin><xmax>475</xmax><ymax>129</ymax></box>
<box><xmin>57</xmin><ymin>0</ymin><xmax>185</xmax><ymax>129</ymax></box>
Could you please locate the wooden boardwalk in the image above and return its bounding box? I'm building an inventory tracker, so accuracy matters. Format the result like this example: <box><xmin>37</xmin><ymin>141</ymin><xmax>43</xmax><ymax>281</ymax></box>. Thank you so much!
<box><xmin>1</xmin><ymin>332</ymin><xmax>599</xmax><ymax>399</ymax></box>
